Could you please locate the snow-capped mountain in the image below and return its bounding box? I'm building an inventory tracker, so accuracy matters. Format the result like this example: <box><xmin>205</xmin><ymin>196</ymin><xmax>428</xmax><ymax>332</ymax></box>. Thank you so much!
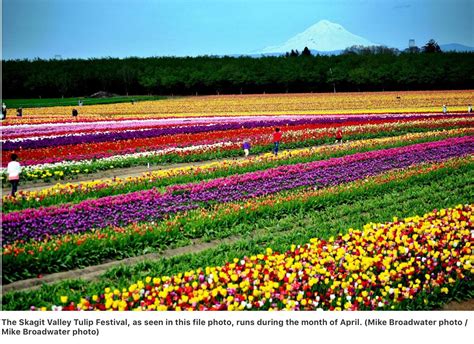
<box><xmin>440</xmin><ymin>43</ymin><xmax>474</xmax><ymax>52</ymax></box>
<box><xmin>261</xmin><ymin>20</ymin><xmax>375</xmax><ymax>54</ymax></box>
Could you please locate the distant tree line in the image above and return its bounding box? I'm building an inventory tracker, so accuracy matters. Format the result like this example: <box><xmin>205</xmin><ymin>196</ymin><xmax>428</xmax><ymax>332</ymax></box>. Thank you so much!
<box><xmin>3</xmin><ymin>44</ymin><xmax>473</xmax><ymax>98</ymax></box>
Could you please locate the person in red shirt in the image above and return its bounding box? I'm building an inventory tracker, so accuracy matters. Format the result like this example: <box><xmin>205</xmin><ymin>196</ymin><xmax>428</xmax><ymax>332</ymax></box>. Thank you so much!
<box><xmin>335</xmin><ymin>128</ymin><xmax>343</xmax><ymax>144</ymax></box>
<box><xmin>273</xmin><ymin>127</ymin><xmax>282</xmax><ymax>155</ymax></box>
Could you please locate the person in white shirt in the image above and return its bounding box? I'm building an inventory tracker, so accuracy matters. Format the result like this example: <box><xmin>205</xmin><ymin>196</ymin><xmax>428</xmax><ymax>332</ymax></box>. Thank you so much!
<box><xmin>7</xmin><ymin>153</ymin><xmax>22</xmax><ymax>196</ymax></box>
<box><xmin>1</xmin><ymin>102</ymin><xmax>6</xmax><ymax>120</ymax></box>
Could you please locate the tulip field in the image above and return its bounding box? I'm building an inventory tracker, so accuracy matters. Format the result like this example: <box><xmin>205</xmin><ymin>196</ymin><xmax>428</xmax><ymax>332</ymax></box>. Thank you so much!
<box><xmin>1</xmin><ymin>91</ymin><xmax>473</xmax><ymax>311</ymax></box>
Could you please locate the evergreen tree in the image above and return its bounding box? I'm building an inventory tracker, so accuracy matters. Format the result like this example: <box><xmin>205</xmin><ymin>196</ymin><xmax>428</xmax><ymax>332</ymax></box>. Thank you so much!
<box><xmin>302</xmin><ymin>47</ymin><xmax>312</xmax><ymax>56</ymax></box>
<box><xmin>289</xmin><ymin>49</ymin><xmax>299</xmax><ymax>57</ymax></box>
<box><xmin>423</xmin><ymin>39</ymin><xmax>442</xmax><ymax>53</ymax></box>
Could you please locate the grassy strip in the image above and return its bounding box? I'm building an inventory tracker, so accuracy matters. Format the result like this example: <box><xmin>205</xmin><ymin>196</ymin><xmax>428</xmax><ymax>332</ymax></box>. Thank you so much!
<box><xmin>2</xmin><ymin>159</ymin><xmax>472</xmax><ymax>286</ymax></box>
<box><xmin>3</xmin><ymin>130</ymin><xmax>467</xmax><ymax>213</ymax></box>
<box><xmin>3</xmin><ymin>96</ymin><xmax>167</xmax><ymax>109</ymax></box>
<box><xmin>2</xmin><ymin>162</ymin><xmax>472</xmax><ymax>310</ymax></box>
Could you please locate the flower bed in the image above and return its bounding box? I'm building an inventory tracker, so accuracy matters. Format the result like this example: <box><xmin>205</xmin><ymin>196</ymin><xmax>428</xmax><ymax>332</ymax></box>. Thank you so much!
<box><xmin>3</xmin><ymin>128</ymin><xmax>470</xmax><ymax>213</ymax></box>
<box><xmin>2</xmin><ymin>113</ymin><xmax>464</xmax><ymax>151</ymax></box>
<box><xmin>2</xmin><ymin>100</ymin><xmax>473</xmax><ymax>311</ymax></box>
<box><xmin>3</xmin><ymin>115</ymin><xmax>473</xmax><ymax>167</ymax></box>
<box><xmin>2</xmin><ymin>90</ymin><xmax>473</xmax><ymax>125</ymax></box>
<box><xmin>3</xmin><ymin>137</ymin><xmax>472</xmax><ymax>245</ymax></box>
<box><xmin>46</xmin><ymin>204</ymin><xmax>473</xmax><ymax>311</ymax></box>
<box><xmin>2</xmin><ymin>117</ymin><xmax>472</xmax><ymax>184</ymax></box>
<box><xmin>2</xmin><ymin>156</ymin><xmax>472</xmax><ymax>284</ymax></box>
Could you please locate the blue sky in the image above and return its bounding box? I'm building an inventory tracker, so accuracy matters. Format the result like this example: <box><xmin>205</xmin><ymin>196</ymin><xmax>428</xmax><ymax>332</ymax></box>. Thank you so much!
<box><xmin>2</xmin><ymin>0</ymin><xmax>473</xmax><ymax>59</ymax></box>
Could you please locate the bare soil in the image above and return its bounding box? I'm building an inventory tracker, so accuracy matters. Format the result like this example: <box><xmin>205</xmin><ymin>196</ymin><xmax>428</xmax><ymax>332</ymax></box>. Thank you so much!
<box><xmin>441</xmin><ymin>299</ymin><xmax>474</xmax><ymax>311</ymax></box>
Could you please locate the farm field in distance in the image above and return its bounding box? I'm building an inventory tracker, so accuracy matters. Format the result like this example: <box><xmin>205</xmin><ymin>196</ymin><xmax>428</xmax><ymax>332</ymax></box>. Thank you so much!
<box><xmin>1</xmin><ymin>90</ymin><xmax>473</xmax><ymax>311</ymax></box>
<box><xmin>2</xmin><ymin>89</ymin><xmax>474</xmax><ymax>125</ymax></box>
<box><xmin>3</xmin><ymin>95</ymin><xmax>166</xmax><ymax>109</ymax></box>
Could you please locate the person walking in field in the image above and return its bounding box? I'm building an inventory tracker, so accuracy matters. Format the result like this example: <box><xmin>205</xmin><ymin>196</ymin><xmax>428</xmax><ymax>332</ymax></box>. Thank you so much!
<box><xmin>7</xmin><ymin>153</ymin><xmax>22</xmax><ymax>197</ymax></box>
<box><xmin>468</xmin><ymin>104</ymin><xmax>472</xmax><ymax>114</ymax></box>
<box><xmin>335</xmin><ymin>128</ymin><xmax>343</xmax><ymax>144</ymax></box>
<box><xmin>272</xmin><ymin>128</ymin><xmax>282</xmax><ymax>155</ymax></box>
<box><xmin>1</xmin><ymin>102</ymin><xmax>6</xmax><ymax>120</ymax></box>
<box><xmin>442</xmin><ymin>104</ymin><xmax>447</xmax><ymax>114</ymax></box>
<box><xmin>242</xmin><ymin>139</ymin><xmax>251</xmax><ymax>157</ymax></box>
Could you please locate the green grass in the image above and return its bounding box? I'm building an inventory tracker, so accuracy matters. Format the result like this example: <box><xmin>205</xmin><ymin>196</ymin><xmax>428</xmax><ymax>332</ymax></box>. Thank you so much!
<box><xmin>2</xmin><ymin>95</ymin><xmax>167</xmax><ymax>108</ymax></box>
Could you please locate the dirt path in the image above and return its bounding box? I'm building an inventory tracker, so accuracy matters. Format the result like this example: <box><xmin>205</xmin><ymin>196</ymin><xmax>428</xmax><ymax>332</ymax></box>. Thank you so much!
<box><xmin>442</xmin><ymin>299</ymin><xmax>474</xmax><ymax>311</ymax></box>
<box><xmin>2</xmin><ymin>213</ymin><xmax>312</xmax><ymax>294</ymax></box>
<box><xmin>1</xmin><ymin>236</ymin><xmax>242</xmax><ymax>295</ymax></box>
<box><xmin>3</xmin><ymin>142</ymin><xmax>329</xmax><ymax>194</ymax></box>
<box><xmin>2</xmin><ymin>154</ymin><xmax>249</xmax><ymax>194</ymax></box>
